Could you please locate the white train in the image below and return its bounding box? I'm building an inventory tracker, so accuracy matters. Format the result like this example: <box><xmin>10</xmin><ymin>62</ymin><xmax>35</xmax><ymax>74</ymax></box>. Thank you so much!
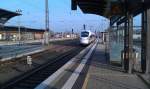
<box><xmin>80</xmin><ymin>30</ymin><xmax>96</xmax><ymax>45</ymax></box>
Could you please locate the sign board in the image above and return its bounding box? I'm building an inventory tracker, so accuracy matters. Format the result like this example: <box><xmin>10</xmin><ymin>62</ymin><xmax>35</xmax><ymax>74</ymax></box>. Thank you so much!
<box><xmin>27</xmin><ymin>56</ymin><xmax>32</xmax><ymax>66</ymax></box>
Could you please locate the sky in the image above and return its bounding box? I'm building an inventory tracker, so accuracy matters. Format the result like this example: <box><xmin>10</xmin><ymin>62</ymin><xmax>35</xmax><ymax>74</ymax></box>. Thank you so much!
<box><xmin>0</xmin><ymin>0</ymin><xmax>141</xmax><ymax>32</ymax></box>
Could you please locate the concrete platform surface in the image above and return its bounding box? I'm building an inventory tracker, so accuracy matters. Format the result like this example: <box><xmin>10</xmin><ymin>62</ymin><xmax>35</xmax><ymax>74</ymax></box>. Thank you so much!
<box><xmin>82</xmin><ymin>42</ymin><xmax>149</xmax><ymax>89</ymax></box>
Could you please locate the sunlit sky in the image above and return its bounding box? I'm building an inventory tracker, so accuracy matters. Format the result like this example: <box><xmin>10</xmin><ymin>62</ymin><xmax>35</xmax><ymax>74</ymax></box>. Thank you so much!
<box><xmin>1</xmin><ymin>0</ymin><xmax>141</xmax><ymax>32</ymax></box>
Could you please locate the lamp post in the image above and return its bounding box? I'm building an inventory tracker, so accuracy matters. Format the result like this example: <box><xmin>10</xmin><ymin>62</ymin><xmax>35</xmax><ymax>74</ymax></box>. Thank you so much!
<box><xmin>16</xmin><ymin>9</ymin><xmax>22</xmax><ymax>45</ymax></box>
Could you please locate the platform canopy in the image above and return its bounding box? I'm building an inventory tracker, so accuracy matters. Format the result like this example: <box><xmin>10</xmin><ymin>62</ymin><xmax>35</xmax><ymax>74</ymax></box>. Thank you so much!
<box><xmin>0</xmin><ymin>8</ymin><xmax>20</xmax><ymax>26</ymax></box>
<box><xmin>72</xmin><ymin>0</ymin><xmax>150</xmax><ymax>25</ymax></box>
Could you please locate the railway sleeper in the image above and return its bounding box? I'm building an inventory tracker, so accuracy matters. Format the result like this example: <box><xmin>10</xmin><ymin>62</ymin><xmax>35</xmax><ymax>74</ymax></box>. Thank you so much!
<box><xmin>28</xmin><ymin>77</ymin><xmax>46</xmax><ymax>81</ymax></box>
<box><xmin>23</xmin><ymin>80</ymin><xmax>41</xmax><ymax>84</ymax></box>
<box><xmin>12</xmin><ymin>87</ymin><xmax>29</xmax><ymax>89</ymax></box>
<box><xmin>15</xmin><ymin>83</ymin><xmax>38</xmax><ymax>88</ymax></box>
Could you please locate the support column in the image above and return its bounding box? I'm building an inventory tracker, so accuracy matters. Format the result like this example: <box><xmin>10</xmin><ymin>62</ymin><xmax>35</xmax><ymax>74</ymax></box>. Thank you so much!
<box><xmin>146</xmin><ymin>9</ymin><xmax>150</xmax><ymax>74</ymax></box>
<box><xmin>124</xmin><ymin>17</ymin><xmax>129</xmax><ymax>72</ymax></box>
<box><xmin>141</xmin><ymin>9</ymin><xmax>147</xmax><ymax>73</ymax></box>
<box><xmin>124</xmin><ymin>14</ymin><xmax>133</xmax><ymax>73</ymax></box>
<box><xmin>107</xmin><ymin>19</ymin><xmax>113</xmax><ymax>64</ymax></box>
<box><xmin>44</xmin><ymin>0</ymin><xmax>49</xmax><ymax>45</ymax></box>
<box><xmin>124</xmin><ymin>0</ymin><xmax>129</xmax><ymax>72</ymax></box>
<box><xmin>128</xmin><ymin>15</ymin><xmax>133</xmax><ymax>74</ymax></box>
<box><xmin>141</xmin><ymin>8</ymin><xmax>150</xmax><ymax>74</ymax></box>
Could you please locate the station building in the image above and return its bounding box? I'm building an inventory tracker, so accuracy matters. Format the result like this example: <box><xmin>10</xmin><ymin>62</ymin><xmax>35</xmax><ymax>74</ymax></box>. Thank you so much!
<box><xmin>0</xmin><ymin>26</ymin><xmax>44</xmax><ymax>41</ymax></box>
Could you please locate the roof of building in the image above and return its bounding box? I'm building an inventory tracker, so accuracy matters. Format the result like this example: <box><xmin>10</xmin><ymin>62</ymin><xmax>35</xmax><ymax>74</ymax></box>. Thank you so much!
<box><xmin>72</xmin><ymin>0</ymin><xmax>150</xmax><ymax>25</ymax></box>
<box><xmin>0</xmin><ymin>8</ymin><xmax>20</xmax><ymax>25</ymax></box>
<box><xmin>0</xmin><ymin>26</ymin><xmax>45</xmax><ymax>32</ymax></box>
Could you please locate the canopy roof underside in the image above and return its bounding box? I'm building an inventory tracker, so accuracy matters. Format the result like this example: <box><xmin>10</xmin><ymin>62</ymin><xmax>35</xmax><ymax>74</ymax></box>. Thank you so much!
<box><xmin>0</xmin><ymin>8</ymin><xmax>20</xmax><ymax>25</ymax></box>
<box><xmin>72</xmin><ymin>0</ymin><xmax>150</xmax><ymax>24</ymax></box>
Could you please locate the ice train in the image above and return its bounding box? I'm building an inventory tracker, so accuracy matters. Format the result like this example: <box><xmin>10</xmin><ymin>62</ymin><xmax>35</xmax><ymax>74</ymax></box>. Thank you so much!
<box><xmin>80</xmin><ymin>30</ymin><xmax>96</xmax><ymax>45</ymax></box>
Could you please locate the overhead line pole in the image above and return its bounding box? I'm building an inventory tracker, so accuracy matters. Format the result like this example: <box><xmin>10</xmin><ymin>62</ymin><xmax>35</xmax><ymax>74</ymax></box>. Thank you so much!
<box><xmin>44</xmin><ymin>0</ymin><xmax>49</xmax><ymax>45</ymax></box>
<box><xmin>16</xmin><ymin>9</ymin><xmax>22</xmax><ymax>45</ymax></box>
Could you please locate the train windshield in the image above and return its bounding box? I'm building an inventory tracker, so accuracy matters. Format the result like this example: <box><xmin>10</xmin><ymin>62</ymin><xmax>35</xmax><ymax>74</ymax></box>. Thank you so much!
<box><xmin>81</xmin><ymin>32</ymin><xmax>89</xmax><ymax>37</ymax></box>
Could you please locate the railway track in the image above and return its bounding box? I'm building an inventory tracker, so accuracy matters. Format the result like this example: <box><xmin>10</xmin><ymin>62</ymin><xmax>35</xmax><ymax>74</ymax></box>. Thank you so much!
<box><xmin>1</xmin><ymin>47</ymin><xmax>84</xmax><ymax>89</ymax></box>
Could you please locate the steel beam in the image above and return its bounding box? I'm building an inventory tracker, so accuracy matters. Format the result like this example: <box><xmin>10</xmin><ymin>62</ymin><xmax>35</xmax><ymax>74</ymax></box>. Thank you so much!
<box><xmin>124</xmin><ymin>0</ymin><xmax>129</xmax><ymax>72</ymax></box>
<box><xmin>123</xmin><ymin>0</ymin><xmax>134</xmax><ymax>74</ymax></box>
<box><xmin>124</xmin><ymin>16</ymin><xmax>129</xmax><ymax>72</ymax></box>
<box><xmin>146</xmin><ymin>9</ymin><xmax>150</xmax><ymax>74</ymax></box>
<box><xmin>141</xmin><ymin>9</ymin><xmax>147</xmax><ymax>73</ymax></box>
<box><xmin>141</xmin><ymin>7</ymin><xmax>150</xmax><ymax>74</ymax></box>
<box><xmin>128</xmin><ymin>15</ymin><xmax>133</xmax><ymax>74</ymax></box>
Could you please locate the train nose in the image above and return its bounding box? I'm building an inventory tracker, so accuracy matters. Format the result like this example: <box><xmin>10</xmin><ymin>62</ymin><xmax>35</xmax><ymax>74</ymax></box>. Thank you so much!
<box><xmin>80</xmin><ymin>37</ymin><xmax>89</xmax><ymax>44</ymax></box>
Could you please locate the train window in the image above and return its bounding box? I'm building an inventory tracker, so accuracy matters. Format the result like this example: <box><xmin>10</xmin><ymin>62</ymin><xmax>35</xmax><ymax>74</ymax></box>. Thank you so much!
<box><xmin>81</xmin><ymin>32</ymin><xmax>89</xmax><ymax>37</ymax></box>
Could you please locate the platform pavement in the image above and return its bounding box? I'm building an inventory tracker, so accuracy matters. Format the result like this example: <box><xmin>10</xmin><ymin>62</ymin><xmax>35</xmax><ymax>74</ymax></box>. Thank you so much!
<box><xmin>82</xmin><ymin>40</ymin><xmax>149</xmax><ymax>89</ymax></box>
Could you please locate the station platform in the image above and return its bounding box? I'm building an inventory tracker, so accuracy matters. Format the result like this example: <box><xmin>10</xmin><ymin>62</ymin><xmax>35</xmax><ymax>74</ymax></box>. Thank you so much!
<box><xmin>0</xmin><ymin>38</ymin><xmax>75</xmax><ymax>61</ymax></box>
<box><xmin>82</xmin><ymin>40</ymin><xmax>149</xmax><ymax>89</ymax></box>
<box><xmin>35</xmin><ymin>39</ymin><xmax>149</xmax><ymax>89</ymax></box>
